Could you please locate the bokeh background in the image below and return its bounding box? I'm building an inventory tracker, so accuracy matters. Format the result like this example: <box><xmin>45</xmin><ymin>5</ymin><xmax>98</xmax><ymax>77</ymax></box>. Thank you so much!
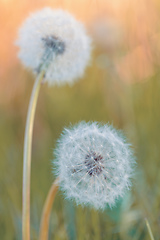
<box><xmin>1</xmin><ymin>0</ymin><xmax>160</xmax><ymax>239</ymax></box>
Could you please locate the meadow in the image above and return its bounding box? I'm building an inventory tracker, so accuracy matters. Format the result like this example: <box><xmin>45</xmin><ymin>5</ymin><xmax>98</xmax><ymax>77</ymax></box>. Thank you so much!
<box><xmin>0</xmin><ymin>0</ymin><xmax>160</xmax><ymax>239</ymax></box>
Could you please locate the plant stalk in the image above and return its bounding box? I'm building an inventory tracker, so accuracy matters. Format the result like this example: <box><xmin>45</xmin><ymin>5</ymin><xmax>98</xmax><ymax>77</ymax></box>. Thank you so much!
<box><xmin>39</xmin><ymin>178</ymin><xmax>59</xmax><ymax>240</ymax></box>
<box><xmin>145</xmin><ymin>218</ymin><xmax>155</xmax><ymax>240</ymax></box>
<box><xmin>22</xmin><ymin>70</ymin><xmax>45</xmax><ymax>240</ymax></box>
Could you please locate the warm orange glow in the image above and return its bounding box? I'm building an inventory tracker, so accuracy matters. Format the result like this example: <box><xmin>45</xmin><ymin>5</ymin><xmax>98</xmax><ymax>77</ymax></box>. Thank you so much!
<box><xmin>1</xmin><ymin>0</ymin><xmax>160</xmax><ymax>103</ymax></box>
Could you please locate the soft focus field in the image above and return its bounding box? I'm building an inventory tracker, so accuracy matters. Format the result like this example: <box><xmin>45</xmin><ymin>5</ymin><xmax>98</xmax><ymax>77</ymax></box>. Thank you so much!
<box><xmin>1</xmin><ymin>0</ymin><xmax>160</xmax><ymax>239</ymax></box>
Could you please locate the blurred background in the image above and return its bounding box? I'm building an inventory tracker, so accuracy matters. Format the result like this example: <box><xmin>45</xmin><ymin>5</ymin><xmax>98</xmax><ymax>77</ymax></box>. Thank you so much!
<box><xmin>1</xmin><ymin>0</ymin><xmax>160</xmax><ymax>239</ymax></box>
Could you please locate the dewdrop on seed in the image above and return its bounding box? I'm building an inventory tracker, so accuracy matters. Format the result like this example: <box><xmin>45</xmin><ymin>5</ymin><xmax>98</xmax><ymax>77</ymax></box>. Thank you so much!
<box><xmin>16</xmin><ymin>8</ymin><xmax>91</xmax><ymax>86</ymax></box>
<box><xmin>53</xmin><ymin>122</ymin><xmax>135</xmax><ymax>210</ymax></box>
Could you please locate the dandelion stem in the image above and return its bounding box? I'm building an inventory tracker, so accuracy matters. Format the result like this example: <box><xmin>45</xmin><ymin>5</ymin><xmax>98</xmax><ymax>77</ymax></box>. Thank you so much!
<box><xmin>39</xmin><ymin>177</ymin><xmax>59</xmax><ymax>240</ymax></box>
<box><xmin>145</xmin><ymin>218</ymin><xmax>155</xmax><ymax>240</ymax></box>
<box><xmin>22</xmin><ymin>70</ymin><xmax>45</xmax><ymax>240</ymax></box>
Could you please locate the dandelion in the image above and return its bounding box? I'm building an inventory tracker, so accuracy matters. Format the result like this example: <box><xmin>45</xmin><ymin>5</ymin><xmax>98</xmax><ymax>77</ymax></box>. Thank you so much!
<box><xmin>17</xmin><ymin>8</ymin><xmax>92</xmax><ymax>240</ymax></box>
<box><xmin>54</xmin><ymin>122</ymin><xmax>135</xmax><ymax>209</ymax></box>
<box><xmin>16</xmin><ymin>7</ymin><xmax>91</xmax><ymax>86</ymax></box>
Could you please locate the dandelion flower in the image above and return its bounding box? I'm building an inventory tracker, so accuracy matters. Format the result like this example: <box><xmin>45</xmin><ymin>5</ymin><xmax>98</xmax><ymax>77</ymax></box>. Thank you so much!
<box><xmin>54</xmin><ymin>122</ymin><xmax>135</xmax><ymax>210</ymax></box>
<box><xmin>16</xmin><ymin>8</ymin><xmax>91</xmax><ymax>86</ymax></box>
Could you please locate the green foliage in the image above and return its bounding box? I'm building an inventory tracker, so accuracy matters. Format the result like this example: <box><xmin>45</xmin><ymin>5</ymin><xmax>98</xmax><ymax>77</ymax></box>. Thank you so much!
<box><xmin>0</xmin><ymin>54</ymin><xmax>159</xmax><ymax>239</ymax></box>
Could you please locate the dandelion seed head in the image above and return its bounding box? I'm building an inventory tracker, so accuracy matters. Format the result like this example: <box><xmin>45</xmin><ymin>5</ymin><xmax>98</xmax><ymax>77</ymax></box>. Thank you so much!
<box><xmin>42</xmin><ymin>35</ymin><xmax>65</xmax><ymax>55</ymax></box>
<box><xmin>16</xmin><ymin>8</ymin><xmax>92</xmax><ymax>86</ymax></box>
<box><xmin>53</xmin><ymin>122</ymin><xmax>135</xmax><ymax>210</ymax></box>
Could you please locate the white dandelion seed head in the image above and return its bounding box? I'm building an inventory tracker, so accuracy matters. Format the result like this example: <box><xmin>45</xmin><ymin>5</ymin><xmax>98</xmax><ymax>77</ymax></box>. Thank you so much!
<box><xmin>53</xmin><ymin>122</ymin><xmax>136</xmax><ymax>210</ymax></box>
<box><xmin>16</xmin><ymin>8</ymin><xmax>92</xmax><ymax>86</ymax></box>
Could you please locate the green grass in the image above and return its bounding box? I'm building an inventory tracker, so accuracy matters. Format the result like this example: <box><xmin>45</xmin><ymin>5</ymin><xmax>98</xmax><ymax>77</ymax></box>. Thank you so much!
<box><xmin>0</xmin><ymin>53</ymin><xmax>160</xmax><ymax>239</ymax></box>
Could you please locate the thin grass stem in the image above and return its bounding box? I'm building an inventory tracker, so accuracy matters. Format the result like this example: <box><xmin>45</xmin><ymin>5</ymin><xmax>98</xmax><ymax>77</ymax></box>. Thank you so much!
<box><xmin>22</xmin><ymin>70</ymin><xmax>45</xmax><ymax>240</ymax></box>
<box><xmin>145</xmin><ymin>218</ymin><xmax>155</xmax><ymax>240</ymax></box>
<box><xmin>39</xmin><ymin>177</ymin><xmax>59</xmax><ymax>240</ymax></box>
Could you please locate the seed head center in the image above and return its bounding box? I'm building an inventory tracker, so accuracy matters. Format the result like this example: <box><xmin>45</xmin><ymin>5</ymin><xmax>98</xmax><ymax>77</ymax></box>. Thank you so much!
<box><xmin>42</xmin><ymin>35</ymin><xmax>65</xmax><ymax>55</ymax></box>
<box><xmin>85</xmin><ymin>151</ymin><xmax>104</xmax><ymax>176</ymax></box>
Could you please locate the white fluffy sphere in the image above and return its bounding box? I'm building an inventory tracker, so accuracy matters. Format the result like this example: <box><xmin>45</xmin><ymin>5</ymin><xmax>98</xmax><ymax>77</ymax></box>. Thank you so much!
<box><xmin>54</xmin><ymin>122</ymin><xmax>135</xmax><ymax>210</ymax></box>
<box><xmin>16</xmin><ymin>8</ymin><xmax>92</xmax><ymax>86</ymax></box>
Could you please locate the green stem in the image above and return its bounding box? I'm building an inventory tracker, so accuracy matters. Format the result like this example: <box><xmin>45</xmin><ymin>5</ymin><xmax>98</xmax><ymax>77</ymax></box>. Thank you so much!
<box><xmin>39</xmin><ymin>177</ymin><xmax>59</xmax><ymax>240</ymax></box>
<box><xmin>22</xmin><ymin>70</ymin><xmax>45</xmax><ymax>240</ymax></box>
<box><xmin>145</xmin><ymin>218</ymin><xmax>155</xmax><ymax>240</ymax></box>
